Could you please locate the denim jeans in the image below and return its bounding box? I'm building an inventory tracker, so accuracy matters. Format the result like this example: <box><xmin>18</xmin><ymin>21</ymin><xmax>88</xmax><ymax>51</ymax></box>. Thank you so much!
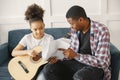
<box><xmin>43</xmin><ymin>59</ymin><xmax>104</xmax><ymax>80</ymax></box>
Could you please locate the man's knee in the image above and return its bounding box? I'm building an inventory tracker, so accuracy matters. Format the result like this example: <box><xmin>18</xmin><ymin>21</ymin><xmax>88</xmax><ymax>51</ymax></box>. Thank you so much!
<box><xmin>43</xmin><ymin>61</ymin><xmax>63</xmax><ymax>74</ymax></box>
<box><xmin>73</xmin><ymin>70</ymin><xmax>84</xmax><ymax>80</ymax></box>
<box><xmin>73</xmin><ymin>66</ymin><xmax>104</xmax><ymax>80</ymax></box>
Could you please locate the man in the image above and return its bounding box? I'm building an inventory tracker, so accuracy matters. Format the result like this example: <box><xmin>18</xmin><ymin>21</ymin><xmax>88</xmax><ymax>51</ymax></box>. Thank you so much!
<box><xmin>43</xmin><ymin>5</ymin><xmax>111</xmax><ymax>80</ymax></box>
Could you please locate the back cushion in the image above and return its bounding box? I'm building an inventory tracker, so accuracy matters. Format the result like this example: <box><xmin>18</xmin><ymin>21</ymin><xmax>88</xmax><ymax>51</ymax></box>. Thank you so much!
<box><xmin>8</xmin><ymin>29</ymin><xmax>31</xmax><ymax>57</ymax></box>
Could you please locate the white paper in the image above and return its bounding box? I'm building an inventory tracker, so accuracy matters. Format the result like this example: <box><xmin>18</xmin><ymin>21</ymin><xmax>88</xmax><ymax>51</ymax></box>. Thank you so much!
<box><xmin>55</xmin><ymin>38</ymin><xmax>70</xmax><ymax>59</ymax></box>
<box><xmin>42</xmin><ymin>38</ymin><xmax>70</xmax><ymax>60</ymax></box>
<box><xmin>42</xmin><ymin>40</ymin><xmax>57</xmax><ymax>60</ymax></box>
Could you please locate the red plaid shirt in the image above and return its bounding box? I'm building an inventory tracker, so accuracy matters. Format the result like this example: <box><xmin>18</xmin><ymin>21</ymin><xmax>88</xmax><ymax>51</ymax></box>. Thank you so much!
<box><xmin>70</xmin><ymin>20</ymin><xmax>111</xmax><ymax>80</ymax></box>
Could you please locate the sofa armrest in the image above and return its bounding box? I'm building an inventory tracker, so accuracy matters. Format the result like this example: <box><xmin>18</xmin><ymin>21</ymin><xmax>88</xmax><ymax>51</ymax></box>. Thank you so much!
<box><xmin>110</xmin><ymin>51</ymin><xmax>120</xmax><ymax>80</ymax></box>
<box><xmin>0</xmin><ymin>43</ymin><xmax>9</xmax><ymax>65</ymax></box>
<box><xmin>110</xmin><ymin>43</ymin><xmax>120</xmax><ymax>80</ymax></box>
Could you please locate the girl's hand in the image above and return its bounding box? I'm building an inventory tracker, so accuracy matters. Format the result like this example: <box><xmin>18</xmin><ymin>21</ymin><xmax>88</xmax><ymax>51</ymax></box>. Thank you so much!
<box><xmin>27</xmin><ymin>50</ymin><xmax>37</xmax><ymax>57</ymax></box>
<box><xmin>48</xmin><ymin>56</ymin><xmax>59</xmax><ymax>64</ymax></box>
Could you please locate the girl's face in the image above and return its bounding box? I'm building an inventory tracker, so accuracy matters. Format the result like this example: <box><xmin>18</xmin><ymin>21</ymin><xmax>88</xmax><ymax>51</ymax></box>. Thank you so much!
<box><xmin>30</xmin><ymin>20</ymin><xmax>45</xmax><ymax>39</ymax></box>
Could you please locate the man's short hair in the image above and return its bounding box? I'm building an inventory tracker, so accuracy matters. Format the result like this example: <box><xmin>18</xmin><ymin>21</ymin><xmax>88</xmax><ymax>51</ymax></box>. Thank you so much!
<box><xmin>66</xmin><ymin>5</ymin><xmax>87</xmax><ymax>20</ymax></box>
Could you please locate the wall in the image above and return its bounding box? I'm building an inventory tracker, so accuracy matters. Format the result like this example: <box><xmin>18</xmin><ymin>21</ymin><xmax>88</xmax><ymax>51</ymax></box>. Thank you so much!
<box><xmin>0</xmin><ymin>0</ymin><xmax>44</xmax><ymax>44</ymax></box>
<box><xmin>0</xmin><ymin>0</ymin><xmax>120</xmax><ymax>50</ymax></box>
<box><xmin>44</xmin><ymin>0</ymin><xmax>120</xmax><ymax>50</ymax></box>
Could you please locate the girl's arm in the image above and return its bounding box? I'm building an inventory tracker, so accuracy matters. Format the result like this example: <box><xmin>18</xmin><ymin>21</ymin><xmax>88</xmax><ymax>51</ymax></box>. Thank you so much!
<box><xmin>11</xmin><ymin>44</ymin><xmax>35</xmax><ymax>57</ymax></box>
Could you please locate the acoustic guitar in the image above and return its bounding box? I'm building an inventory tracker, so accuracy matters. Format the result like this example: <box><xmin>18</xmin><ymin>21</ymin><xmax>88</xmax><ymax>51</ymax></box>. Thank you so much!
<box><xmin>8</xmin><ymin>46</ymin><xmax>48</xmax><ymax>80</ymax></box>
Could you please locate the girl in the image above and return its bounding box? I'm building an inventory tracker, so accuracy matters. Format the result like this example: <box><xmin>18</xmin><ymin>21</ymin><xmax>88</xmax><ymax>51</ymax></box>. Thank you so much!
<box><xmin>12</xmin><ymin>3</ymin><xmax>53</xmax><ymax>60</ymax></box>
<box><xmin>12</xmin><ymin>4</ymin><xmax>56</xmax><ymax>80</ymax></box>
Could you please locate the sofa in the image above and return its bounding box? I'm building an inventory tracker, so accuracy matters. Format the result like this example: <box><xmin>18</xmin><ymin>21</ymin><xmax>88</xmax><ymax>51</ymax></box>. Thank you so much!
<box><xmin>0</xmin><ymin>28</ymin><xmax>120</xmax><ymax>80</ymax></box>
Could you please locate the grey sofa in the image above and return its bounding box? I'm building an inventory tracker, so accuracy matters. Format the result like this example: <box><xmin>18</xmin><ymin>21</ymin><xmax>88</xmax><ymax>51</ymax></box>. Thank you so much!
<box><xmin>0</xmin><ymin>28</ymin><xmax>120</xmax><ymax>80</ymax></box>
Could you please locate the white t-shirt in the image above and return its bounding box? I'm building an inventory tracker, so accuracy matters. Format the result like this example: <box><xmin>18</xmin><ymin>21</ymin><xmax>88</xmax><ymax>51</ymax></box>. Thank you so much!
<box><xmin>19</xmin><ymin>33</ymin><xmax>54</xmax><ymax>50</ymax></box>
<box><xmin>19</xmin><ymin>33</ymin><xmax>70</xmax><ymax>60</ymax></box>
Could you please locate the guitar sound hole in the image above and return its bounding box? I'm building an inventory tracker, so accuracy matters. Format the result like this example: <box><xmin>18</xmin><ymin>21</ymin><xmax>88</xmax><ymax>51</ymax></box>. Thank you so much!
<box><xmin>32</xmin><ymin>55</ymin><xmax>40</xmax><ymax>61</ymax></box>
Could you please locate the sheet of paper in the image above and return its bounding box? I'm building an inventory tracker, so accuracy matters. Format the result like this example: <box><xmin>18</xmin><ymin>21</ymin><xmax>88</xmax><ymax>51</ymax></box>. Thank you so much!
<box><xmin>42</xmin><ymin>40</ymin><xmax>56</xmax><ymax>60</ymax></box>
<box><xmin>55</xmin><ymin>38</ymin><xmax>70</xmax><ymax>59</ymax></box>
<box><xmin>42</xmin><ymin>38</ymin><xmax>70</xmax><ymax>60</ymax></box>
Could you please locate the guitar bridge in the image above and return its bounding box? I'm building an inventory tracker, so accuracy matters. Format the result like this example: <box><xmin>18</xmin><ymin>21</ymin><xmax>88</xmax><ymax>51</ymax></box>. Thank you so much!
<box><xmin>18</xmin><ymin>61</ymin><xmax>29</xmax><ymax>73</ymax></box>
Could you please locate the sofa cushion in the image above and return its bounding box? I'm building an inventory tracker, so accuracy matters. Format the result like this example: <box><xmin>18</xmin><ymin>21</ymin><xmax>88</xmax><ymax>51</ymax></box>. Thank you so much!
<box><xmin>45</xmin><ymin>28</ymin><xmax>70</xmax><ymax>39</ymax></box>
<box><xmin>8</xmin><ymin>29</ymin><xmax>31</xmax><ymax>55</ymax></box>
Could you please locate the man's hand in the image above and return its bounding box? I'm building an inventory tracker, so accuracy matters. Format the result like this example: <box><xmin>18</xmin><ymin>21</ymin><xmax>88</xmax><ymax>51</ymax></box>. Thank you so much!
<box><xmin>48</xmin><ymin>56</ymin><xmax>59</xmax><ymax>64</ymax></box>
<box><xmin>58</xmin><ymin>48</ymin><xmax>77</xmax><ymax>59</ymax></box>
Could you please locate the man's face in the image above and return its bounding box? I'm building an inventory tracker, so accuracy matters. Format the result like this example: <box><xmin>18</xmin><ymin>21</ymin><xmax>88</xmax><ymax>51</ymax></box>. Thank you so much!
<box><xmin>67</xmin><ymin>18</ymin><xmax>84</xmax><ymax>31</ymax></box>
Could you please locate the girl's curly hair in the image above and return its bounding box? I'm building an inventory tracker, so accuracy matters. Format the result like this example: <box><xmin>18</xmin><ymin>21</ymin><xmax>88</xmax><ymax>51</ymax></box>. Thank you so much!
<box><xmin>25</xmin><ymin>4</ymin><xmax>44</xmax><ymax>22</ymax></box>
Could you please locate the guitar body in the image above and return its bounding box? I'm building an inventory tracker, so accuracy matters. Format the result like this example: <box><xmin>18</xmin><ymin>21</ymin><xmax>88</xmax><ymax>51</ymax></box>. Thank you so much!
<box><xmin>8</xmin><ymin>46</ymin><xmax>48</xmax><ymax>80</ymax></box>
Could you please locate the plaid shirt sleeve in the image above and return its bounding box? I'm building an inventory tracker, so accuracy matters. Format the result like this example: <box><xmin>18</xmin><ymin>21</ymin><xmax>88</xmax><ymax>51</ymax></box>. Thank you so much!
<box><xmin>74</xmin><ymin>27</ymin><xmax>110</xmax><ymax>69</ymax></box>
